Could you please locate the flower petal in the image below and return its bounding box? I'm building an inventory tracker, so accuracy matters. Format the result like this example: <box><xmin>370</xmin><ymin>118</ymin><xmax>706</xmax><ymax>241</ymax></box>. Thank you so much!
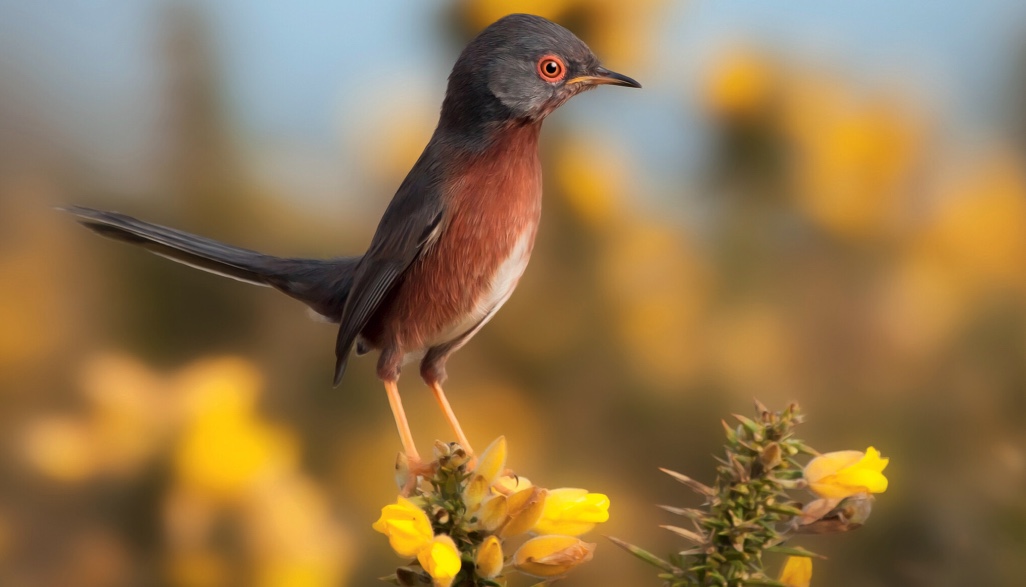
<box><xmin>372</xmin><ymin>496</ymin><xmax>434</xmax><ymax>557</ymax></box>
<box><xmin>778</xmin><ymin>556</ymin><xmax>812</xmax><ymax>587</ymax></box>
<box><xmin>533</xmin><ymin>488</ymin><xmax>610</xmax><ymax>536</ymax></box>
<box><xmin>804</xmin><ymin>450</ymin><xmax>863</xmax><ymax>483</ymax></box>
<box><xmin>418</xmin><ymin>535</ymin><xmax>462</xmax><ymax>587</ymax></box>
<box><xmin>501</xmin><ymin>486</ymin><xmax>548</xmax><ymax>538</ymax></box>
<box><xmin>474</xmin><ymin>436</ymin><xmax>507</xmax><ymax>484</ymax></box>
<box><xmin>834</xmin><ymin>466</ymin><xmax>889</xmax><ymax>494</ymax></box>
<box><xmin>477</xmin><ymin>494</ymin><xmax>509</xmax><ymax>533</ymax></box>
<box><xmin>474</xmin><ymin>535</ymin><xmax>503</xmax><ymax>580</ymax></box>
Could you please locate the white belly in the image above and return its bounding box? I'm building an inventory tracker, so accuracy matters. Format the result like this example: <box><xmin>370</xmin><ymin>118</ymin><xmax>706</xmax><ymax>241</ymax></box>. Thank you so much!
<box><xmin>429</xmin><ymin>229</ymin><xmax>533</xmax><ymax>348</ymax></box>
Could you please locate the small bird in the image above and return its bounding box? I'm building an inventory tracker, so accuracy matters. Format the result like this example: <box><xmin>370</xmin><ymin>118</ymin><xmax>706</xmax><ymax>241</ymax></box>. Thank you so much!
<box><xmin>65</xmin><ymin>14</ymin><xmax>639</xmax><ymax>467</ymax></box>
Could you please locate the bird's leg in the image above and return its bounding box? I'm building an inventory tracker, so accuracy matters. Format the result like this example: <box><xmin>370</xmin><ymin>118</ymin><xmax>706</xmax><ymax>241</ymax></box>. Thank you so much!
<box><xmin>429</xmin><ymin>381</ymin><xmax>474</xmax><ymax>455</ymax></box>
<box><xmin>384</xmin><ymin>379</ymin><xmax>420</xmax><ymax>462</ymax></box>
<box><xmin>386</xmin><ymin>379</ymin><xmax>436</xmax><ymax>495</ymax></box>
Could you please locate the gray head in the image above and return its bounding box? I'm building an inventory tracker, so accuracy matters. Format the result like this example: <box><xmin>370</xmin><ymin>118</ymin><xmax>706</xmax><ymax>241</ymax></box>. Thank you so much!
<box><xmin>439</xmin><ymin>14</ymin><xmax>640</xmax><ymax>134</ymax></box>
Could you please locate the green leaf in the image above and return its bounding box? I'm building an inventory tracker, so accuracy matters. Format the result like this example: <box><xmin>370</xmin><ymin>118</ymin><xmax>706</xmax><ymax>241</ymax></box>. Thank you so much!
<box><xmin>733</xmin><ymin>414</ymin><xmax>762</xmax><ymax>433</ymax></box>
<box><xmin>722</xmin><ymin>419</ymin><xmax>738</xmax><ymax>443</ymax></box>
<box><xmin>766</xmin><ymin>503</ymin><xmax>803</xmax><ymax>517</ymax></box>
<box><xmin>606</xmin><ymin>536</ymin><xmax>681</xmax><ymax>573</ymax></box>
<box><xmin>659</xmin><ymin>505</ymin><xmax>707</xmax><ymax>519</ymax></box>
<box><xmin>765</xmin><ymin>545</ymin><xmax>827</xmax><ymax>559</ymax></box>
<box><xmin>661</xmin><ymin>525</ymin><xmax>706</xmax><ymax>544</ymax></box>
<box><xmin>743</xmin><ymin>578</ymin><xmax>788</xmax><ymax>586</ymax></box>
<box><xmin>660</xmin><ymin>468</ymin><xmax>715</xmax><ymax>496</ymax></box>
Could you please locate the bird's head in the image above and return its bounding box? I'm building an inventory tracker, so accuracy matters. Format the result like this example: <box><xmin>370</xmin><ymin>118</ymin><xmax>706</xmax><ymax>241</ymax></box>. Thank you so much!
<box><xmin>440</xmin><ymin>14</ymin><xmax>640</xmax><ymax>133</ymax></box>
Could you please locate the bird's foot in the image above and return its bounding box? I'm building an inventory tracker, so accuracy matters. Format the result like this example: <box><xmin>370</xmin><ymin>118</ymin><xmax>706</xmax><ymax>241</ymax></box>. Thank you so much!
<box><xmin>395</xmin><ymin>452</ymin><xmax>436</xmax><ymax>497</ymax></box>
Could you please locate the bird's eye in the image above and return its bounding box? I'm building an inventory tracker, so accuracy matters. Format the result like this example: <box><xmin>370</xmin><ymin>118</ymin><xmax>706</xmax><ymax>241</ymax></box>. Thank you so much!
<box><xmin>537</xmin><ymin>56</ymin><xmax>566</xmax><ymax>82</ymax></box>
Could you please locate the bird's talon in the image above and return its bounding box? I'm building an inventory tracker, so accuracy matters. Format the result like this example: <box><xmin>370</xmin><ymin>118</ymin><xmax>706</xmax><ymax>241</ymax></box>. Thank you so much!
<box><xmin>398</xmin><ymin>454</ymin><xmax>437</xmax><ymax>496</ymax></box>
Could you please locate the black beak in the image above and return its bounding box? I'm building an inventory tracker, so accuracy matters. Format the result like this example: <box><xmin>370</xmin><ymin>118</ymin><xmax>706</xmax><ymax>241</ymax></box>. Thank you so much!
<box><xmin>568</xmin><ymin>67</ymin><xmax>642</xmax><ymax>89</ymax></box>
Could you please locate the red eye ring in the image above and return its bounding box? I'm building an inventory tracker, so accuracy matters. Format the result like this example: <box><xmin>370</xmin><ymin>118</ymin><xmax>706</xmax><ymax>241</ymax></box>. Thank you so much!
<box><xmin>537</xmin><ymin>55</ymin><xmax>566</xmax><ymax>82</ymax></box>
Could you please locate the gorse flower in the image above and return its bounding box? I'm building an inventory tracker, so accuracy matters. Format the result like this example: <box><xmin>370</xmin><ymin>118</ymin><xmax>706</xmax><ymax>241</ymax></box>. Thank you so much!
<box><xmin>778</xmin><ymin>556</ymin><xmax>813</xmax><ymax>587</ymax></box>
<box><xmin>804</xmin><ymin>446</ymin><xmax>889</xmax><ymax>499</ymax></box>
<box><xmin>375</xmin><ymin>437</ymin><xmax>609</xmax><ymax>586</ymax></box>
<box><xmin>612</xmin><ymin>402</ymin><xmax>891</xmax><ymax>587</ymax></box>
<box><xmin>513</xmin><ymin>534</ymin><xmax>596</xmax><ymax>578</ymax></box>
<box><xmin>498</xmin><ymin>485</ymin><xmax>548</xmax><ymax>538</ymax></box>
<box><xmin>372</xmin><ymin>496</ymin><xmax>434</xmax><ymax>558</ymax></box>
<box><xmin>473</xmin><ymin>535</ymin><xmax>503</xmax><ymax>580</ymax></box>
<box><xmin>533</xmin><ymin>487</ymin><xmax>611</xmax><ymax>536</ymax></box>
<box><xmin>417</xmin><ymin>536</ymin><xmax>461</xmax><ymax>587</ymax></box>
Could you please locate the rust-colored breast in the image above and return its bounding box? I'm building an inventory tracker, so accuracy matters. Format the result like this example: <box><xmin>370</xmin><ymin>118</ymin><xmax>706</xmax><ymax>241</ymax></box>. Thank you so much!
<box><xmin>365</xmin><ymin>123</ymin><xmax>543</xmax><ymax>359</ymax></box>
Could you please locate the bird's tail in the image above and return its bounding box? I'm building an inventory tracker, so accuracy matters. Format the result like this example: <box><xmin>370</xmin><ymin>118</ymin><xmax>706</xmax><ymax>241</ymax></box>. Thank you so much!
<box><xmin>63</xmin><ymin>205</ymin><xmax>358</xmax><ymax>323</ymax></box>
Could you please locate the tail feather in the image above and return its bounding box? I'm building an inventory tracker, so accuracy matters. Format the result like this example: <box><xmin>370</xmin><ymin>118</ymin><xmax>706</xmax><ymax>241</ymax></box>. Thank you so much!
<box><xmin>63</xmin><ymin>205</ymin><xmax>358</xmax><ymax>322</ymax></box>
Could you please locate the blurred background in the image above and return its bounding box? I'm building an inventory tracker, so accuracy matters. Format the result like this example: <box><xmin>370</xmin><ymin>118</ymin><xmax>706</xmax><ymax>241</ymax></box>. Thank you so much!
<box><xmin>2</xmin><ymin>0</ymin><xmax>1026</xmax><ymax>585</ymax></box>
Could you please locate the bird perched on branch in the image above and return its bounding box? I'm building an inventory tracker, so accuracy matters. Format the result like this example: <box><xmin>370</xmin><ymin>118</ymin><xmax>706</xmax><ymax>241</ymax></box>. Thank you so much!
<box><xmin>65</xmin><ymin>13</ymin><xmax>639</xmax><ymax>469</ymax></box>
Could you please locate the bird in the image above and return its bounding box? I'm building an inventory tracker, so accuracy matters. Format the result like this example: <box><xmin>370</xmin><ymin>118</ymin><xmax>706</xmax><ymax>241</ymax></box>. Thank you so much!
<box><xmin>64</xmin><ymin>13</ymin><xmax>639</xmax><ymax>469</ymax></box>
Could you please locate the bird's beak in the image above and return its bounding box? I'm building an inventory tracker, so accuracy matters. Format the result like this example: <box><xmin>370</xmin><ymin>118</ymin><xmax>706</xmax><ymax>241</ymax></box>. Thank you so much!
<box><xmin>568</xmin><ymin>66</ymin><xmax>642</xmax><ymax>89</ymax></box>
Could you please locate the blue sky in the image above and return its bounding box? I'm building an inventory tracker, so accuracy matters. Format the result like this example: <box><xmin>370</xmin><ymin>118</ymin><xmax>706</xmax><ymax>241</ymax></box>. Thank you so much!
<box><xmin>2</xmin><ymin>0</ymin><xmax>1024</xmax><ymax>204</ymax></box>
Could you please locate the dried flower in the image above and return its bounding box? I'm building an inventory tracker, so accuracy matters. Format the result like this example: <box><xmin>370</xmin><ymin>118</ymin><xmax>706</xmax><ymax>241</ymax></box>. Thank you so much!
<box><xmin>513</xmin><ymin>535</ymin><xmax>596</xmax><ymax>578</ymax></box>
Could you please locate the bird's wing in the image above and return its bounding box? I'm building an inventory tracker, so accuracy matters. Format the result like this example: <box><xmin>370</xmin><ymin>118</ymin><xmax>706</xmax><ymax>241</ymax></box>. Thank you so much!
<box><xmin>332</xmin><ymin>157</ymin><xmax>447</xmax><ymax>385</ymax></box>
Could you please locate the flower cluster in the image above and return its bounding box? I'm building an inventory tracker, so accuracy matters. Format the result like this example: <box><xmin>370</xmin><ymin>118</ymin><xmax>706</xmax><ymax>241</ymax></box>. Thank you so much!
<box><xmin>373</xmin><ymin>437</ymin><xmax>610</xmax><ymax>586</ymax></box>
<box><xmin>612</xmin><ymin>402</ymin><xmax>889</xmax><ymax>587</ymax></box>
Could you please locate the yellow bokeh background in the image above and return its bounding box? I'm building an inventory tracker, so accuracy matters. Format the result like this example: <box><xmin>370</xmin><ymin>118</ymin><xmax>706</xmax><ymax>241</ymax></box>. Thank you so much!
<box><xmin>2</xmin><ymin>1</ymin><xmax>1026</xmax><ymax>586</ymax></box>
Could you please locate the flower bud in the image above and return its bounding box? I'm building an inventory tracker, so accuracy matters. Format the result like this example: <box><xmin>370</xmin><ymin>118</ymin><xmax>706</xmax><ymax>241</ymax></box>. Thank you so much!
<box><xmin>474</xmin><ymin>535</ymin><xmax>503</xmax><ymax>579</ymax></box>
<box><xmin>417</xmin><ymin>535</ymin><xmax>461</xmax><ymax>587</ymax></box>
<box><xmin>759</xmin><ymin>442</ymin><xmax>782</xmax><ymax>470</ymax></box>
<box><xmin>464</xmin><ymin>436</ymin><xmax>507</xmax><ymax>509</ymax></box>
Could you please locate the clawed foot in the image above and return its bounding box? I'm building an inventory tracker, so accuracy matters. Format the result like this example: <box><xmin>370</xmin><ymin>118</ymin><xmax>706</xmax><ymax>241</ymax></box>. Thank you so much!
<box><xmin>395</xmin><ymin>452</ymin><xmax>436</xmax><ymax>496</ymax></box>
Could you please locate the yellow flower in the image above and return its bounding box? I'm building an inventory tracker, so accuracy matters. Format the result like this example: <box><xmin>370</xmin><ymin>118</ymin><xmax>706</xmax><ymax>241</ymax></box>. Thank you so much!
<box><xmin>492</xmin><ymin>474</ymin><xmax>532</xmax><ymax>496</ymax></box>
<box><xmin>500</xmin><ymin>486</ymin><xmax>548</xmax><ymax>538</ymax></box>
<box><xmin>465</xmin><ymin>436</ymin><xmax>507</xmax><ymax>509</ymax></box>
<box><xmin>778</xmin><ymin>555</ymin><xmax>813</xmax><ymax>587</ymax></box>
<box><xmin>173</xmin><ymin>362</ymin><xmax>296</xmax><ymax>500</ymax></box>
<box><xmin>513</xmin><ymin>535</ymin><xmax>596</xmax><ymax>579</ymax></box>
<box><xmin>533</xmin><ymin>488</ymin><xmax>610</xmax><ymax>536</ymax></box>
<box><xmin>703</xmin><ymin>48</ymin><xmax>776</xmax><ymax>120</ymax></box>
<box><xmin>417</xmin><ymin>535</ymin><xmax>462</xmax><ymax>587</ymax></box>
<box><xmin>372</xmin><ymin>496</ymin><xmax>434</xmax><ymax>557</ymax></box>
<box><xmin>804</xmin><ymin>447</ymin><xmax>889</xmax><ymax>499</ymax></box>
<box><xmin>474</xmin><ymin>535</ymin><xmax>503</xmax><ymax>580</ymax></box>
<box><xmin>474</xmin><ymin>436</ymin><xmax>507</xmax><ymax>482</ymax></box>
<box><xmin>476</xmin><ymin>494</ymin><xmax>508</xmax><ymax>533</ymax></box>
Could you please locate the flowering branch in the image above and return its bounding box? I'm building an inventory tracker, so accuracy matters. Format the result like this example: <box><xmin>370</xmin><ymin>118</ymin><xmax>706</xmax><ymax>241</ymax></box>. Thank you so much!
<box><xmin>374</xmin><ymin>438</ymin><xmax>609</xmax><ymax>586</ymax></box>
<box><xmin>611</xmin><ymin>401</ymin><xmax>889</xmax><ymax>587</ymax></box>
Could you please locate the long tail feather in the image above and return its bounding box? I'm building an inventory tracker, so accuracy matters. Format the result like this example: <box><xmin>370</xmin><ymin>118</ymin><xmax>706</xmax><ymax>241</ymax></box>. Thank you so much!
<box><xmin>63</xmin><ymin>205</ymin><xmax>358</xmax><ymax>322</ymax></box>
